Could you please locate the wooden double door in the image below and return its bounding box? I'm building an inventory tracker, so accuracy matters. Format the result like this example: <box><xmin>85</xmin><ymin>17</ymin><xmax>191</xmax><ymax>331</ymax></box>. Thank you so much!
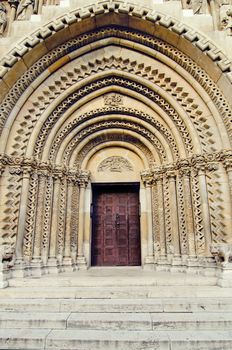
<box><xmin>91</xmin><ymin>184</ymin><xmax>141</xmax><ymax>266</ymax></box>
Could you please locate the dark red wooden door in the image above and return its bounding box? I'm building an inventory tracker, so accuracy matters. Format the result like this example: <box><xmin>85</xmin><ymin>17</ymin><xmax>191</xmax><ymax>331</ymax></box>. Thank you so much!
<box><xmin>91</xmin><ymin>186</ymin><xmax>141</xmax><ymax>266</ymax></box>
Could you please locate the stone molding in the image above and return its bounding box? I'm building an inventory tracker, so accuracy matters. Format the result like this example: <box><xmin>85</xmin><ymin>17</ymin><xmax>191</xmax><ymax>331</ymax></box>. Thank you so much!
<box><xmin>0</xmin><ymin>0</ymin><xmax>231</xmax><ymax>81</ymax></box>
<box><xmin>0</xmin><ymin>153</ymin><xmax>91</xmax><ymax>184</ymax></box>
<box><xmin>0</xmin><ymin>25</ymin><xmax>231</xmax><ymax>146</ymax></box>
<box><xmin>141</xmin><ymin>149</ymin><xmax>232</xmax><ymax>184</ymax></box>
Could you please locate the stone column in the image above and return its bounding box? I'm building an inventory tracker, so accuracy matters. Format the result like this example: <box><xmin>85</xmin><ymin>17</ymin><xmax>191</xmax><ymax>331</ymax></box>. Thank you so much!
<box><xmin>197</xmin><ymin>165</ymin><xmax>212</xmax><ymax>255</ymax></box>
<box><xmin>76</xmin><ymin>171</ymin><xmax>90</xmax><ymax>269</ymax></box>
<box><xmin>181</xmin><ymin>168</ymin><xmax>195</xmax><ymax>256</ymax></box>
<box><xmin>14</xmin><ymin>167</ymin><xmax>31</xmax><ymax>276</ymax></box>
<box><xmin>156</xmin><ymin>176</ymin><xmax>166</xmax><ymax>255</ymax></box>
<box><xmin>31</xmin><ymin>170</ymin><xmax>47</xmax><ymax>276</ymax></box>
<box><xmin>47</xmin><ymin>170</ymin><xmax>62</xmax><ymax>274</ymax></box>
<box><xmin>63</xmin><ymin>176</ymin><xmax>75</xmax><ymax>271</ymax></box>
<box><xmin>167</xmin><ymin>171</ymin><xmax>180</xmax><ymax>255</ymax></box>
<box><xmin>141</xmin><ymin>171</ymin><xmax>154</xmax><ymax>268</ymax></box>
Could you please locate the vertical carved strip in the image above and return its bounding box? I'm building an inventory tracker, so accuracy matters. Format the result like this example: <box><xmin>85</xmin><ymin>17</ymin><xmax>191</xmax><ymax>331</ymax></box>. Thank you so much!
<box><xmin>24</xmin><ymin>171</ymin><xmax>38</xmax><ymax>259</ymax></box>
<box><xmin>167</xmin><ymin>172</ymin><xmax>180</xmax><ymax>255</ymax></box>
<box><xmin>157</xmin><ymin>178</ymin><xmax>166</xmax><ymax>255</ymax></box>
<box><xmin>197</xmin><ymin>168</ymin><xmax>211</xmax><ymax>254</ymax></box>
<box><xmin>1</xmin><ymin>168</ymin><xmax>22</xmax><ymax>253</ymax></box>
<box><xmin>49</xmin><ymin>175</ymin><xmax>61</xmax><ymax>259</ymax></box>
<box><xmin>15</xmin><ymin>169</ymin><xmax>31</xmax><ymax>259</ymax></box>
<box><xmin>163</xmin><ymin>176</ymin><xmax>172</xmax><ymax>254</ymax></box>
<box><xmin>182</xmin><ymin>171</ymin><xmax>195</xmax><ymax>255</ymax></box>
<box><xmin>57</xmin><ymin>178</ymin><xmax>67</xmax><ymax>260</ymax></box>
<box><xmin>70</xmin><ymin>185</ymin><xmax>79</xmax><ymax>261</ymax></box>
<box><xmin>207</xmin><ymin>165</ymin><xmax>230</xmax><ymax>244</ymax></box>
<box><xmin>191</xmin><ymin>171</ymin><xmax>205</xmax><ymax>255</ymax></box>
<box><xmin>152</xmin><ymin>183</ymin><xmax>161</xmax><ymax>259</ymax></box>
<box><xmin>41</xmin><ymin>176</ymin><xmax>53</xmax><ymax>262</ymax></box>
<box><xmin>176</xmin><ymin>174</ymin><xmax>188</xmax><ymax>255</ymax></box>
<box><xmin>64</xmin><ymin>179</ymin><xmax>74</xmax><ymax>262</ymax></box>
<box><xmin>33</xmin><ymin>172</ymin><xmax>47</xmax><ymax>258</ymax></box>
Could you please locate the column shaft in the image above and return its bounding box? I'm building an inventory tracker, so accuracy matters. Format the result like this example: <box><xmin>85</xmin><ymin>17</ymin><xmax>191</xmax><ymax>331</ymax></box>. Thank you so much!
<box><xmin>49</xmin><ymin>177</ymin><xmax>60</xmax><ymax>258</ymax></box>
<box><xmin>15</xmin><ymin>171</ymin><xmax>30</xmax><ymax>258</ymax></box>
<box><xmin>169</xmin><ymin>176</ymin><xmax>180</xmax><ymax>255</ymax></box>
<box><xmin>198</xmin><ymin>170</ymin><xmax>211</xmax><ymax>254</ymax></box>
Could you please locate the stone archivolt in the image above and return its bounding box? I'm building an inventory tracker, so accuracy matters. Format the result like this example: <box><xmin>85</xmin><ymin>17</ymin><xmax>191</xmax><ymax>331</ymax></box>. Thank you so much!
<box><xmin>0</xmin><ymin>6</ymin><xmax>231</xmax><ymax>283</ymax></box>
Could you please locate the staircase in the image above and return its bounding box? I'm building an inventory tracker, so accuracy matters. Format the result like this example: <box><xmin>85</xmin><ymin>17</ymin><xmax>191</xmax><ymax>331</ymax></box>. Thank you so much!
<box><xmin>0</xmin><ymin>268</ymin><xmax>232</xmax><ymax>349</ymax></box>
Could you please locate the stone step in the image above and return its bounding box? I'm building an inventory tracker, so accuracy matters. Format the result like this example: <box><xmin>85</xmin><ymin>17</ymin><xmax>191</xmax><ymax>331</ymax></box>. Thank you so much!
<box><xmin>1</xmin><ymin>298</ymin><xmax>232</xmax><ymax>313</ymax></box>
<box><xmin>0</xmin><ymin>329</ymin><xmax>232</xmax><ymax>349</ymax></box>
<box><xmin>4</xmin><ymin>284</ymin><xmax>232</xmax><ymax>299</ymax></box>
<box><xmin>67</xmin><ymin>312</ymin><xmax>232</xmax><ymax>331</ymax></box>
<box><xmin>0</xmin><ymin>312</ymin><xmax>70</xmax><ymax>329</ymax></box>
<box><xmin>1</xmin><ymin>311</ymin><xmax>232</xmax><ymax>331</ymax></box>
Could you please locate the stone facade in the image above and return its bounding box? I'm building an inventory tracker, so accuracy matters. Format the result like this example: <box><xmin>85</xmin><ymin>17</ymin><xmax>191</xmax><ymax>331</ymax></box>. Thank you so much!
<box><xmin>0</xmin><ymin>0</ymin><xmax>231</xmax><ymax>287</ymax></box>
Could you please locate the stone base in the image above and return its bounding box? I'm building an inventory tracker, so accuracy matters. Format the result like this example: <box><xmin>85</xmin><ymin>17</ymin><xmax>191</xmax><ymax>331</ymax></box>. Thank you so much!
<box><xmin>63</xmin><ymin>257</ymin><xmax>75</xmax><ymax>272</ymax></box>
<box><xmin>143</xmin><ymin>255</ymin><xmax>155</xmax><ymax>270</ymax></box>
<box><xmin>0</xmin><ymin>262</ymin><xmax>9</xmax><ymax>288</ymax></box>
<box><xmin>217</xmin><ymin>265</ymin><xmax>232</xmax><ymax>287</ymax></box>
<box><xmin>76</xmin><ymin>256</ymin><xmax>87</xmax><ymax>270</ymax></box>
<box><xmin>30</xmin><ymin>258</ymin><xmax>45</xmax><ymax>277</ymax></box>
<box><xmin>155</xmin><ymin>256</ymin><xmax>171</xmax><ymax>272</ymax></box>
<box><xmin>47</xmin><ymin>257</ymin><xmax>61</xmax><ymax>274</ymax></box>
<box><xmin>170</xmin><ymin>255</ymin><xmax>185</xmax><ymax>273</ymax></box>
<box><xmin>11</xmin><ymin>258</ymin><xmax>29</xmax><ymax>278</ymax></box>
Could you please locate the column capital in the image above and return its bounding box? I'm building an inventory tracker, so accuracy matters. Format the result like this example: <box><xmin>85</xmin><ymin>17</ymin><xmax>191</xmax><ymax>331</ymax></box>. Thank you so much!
<box><xmin>78</xmin><ymin>170</ymin><xmax>91</xmax><ymax>188</ymax></box>
<box><xmin>140</xmin><ymin>170</ymin><xmax>155</xmax><ymax>187</ymax></box>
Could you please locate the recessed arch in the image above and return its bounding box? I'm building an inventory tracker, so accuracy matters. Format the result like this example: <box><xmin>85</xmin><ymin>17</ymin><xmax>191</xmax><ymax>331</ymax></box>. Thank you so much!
<box><xmin>0</xmin><ymin>2</ymin><xmax>231</xmax><ymax>280</ymax></box>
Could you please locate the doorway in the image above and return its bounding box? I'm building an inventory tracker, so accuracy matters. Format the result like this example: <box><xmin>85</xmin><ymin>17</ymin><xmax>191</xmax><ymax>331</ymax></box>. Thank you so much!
<box><xmin>91</xmin><ymin>183</ymin><xmax>141</xmax><ymax>266</ymax></box>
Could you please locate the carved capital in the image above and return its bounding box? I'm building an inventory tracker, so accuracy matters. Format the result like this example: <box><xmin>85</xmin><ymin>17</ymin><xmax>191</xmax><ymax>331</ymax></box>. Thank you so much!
<box><xmin>179</xmin><ymin>167</ymin><xmax>191</xmax><ymax>177</ymax></box>
<box><xmin>140</xmin><ymin>170</ymin><xmax>155</xmax><ymax>187</ymax></box>
<box><xmin>78</xmin><ymin>170</ymin><xmax>90</xmax><ymax>188</ymax></box>
<box><xmin>165</xmin><ymin>170</ymin><xmax>176</xmax><ymax>179</ymax></box>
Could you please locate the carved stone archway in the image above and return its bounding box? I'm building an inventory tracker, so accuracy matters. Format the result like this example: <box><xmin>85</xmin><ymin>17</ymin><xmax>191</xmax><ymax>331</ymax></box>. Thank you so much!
<box><xmin>0</xmin><ymin>2</ymin><xmax>231</xmax><ymax>286</ymax></box>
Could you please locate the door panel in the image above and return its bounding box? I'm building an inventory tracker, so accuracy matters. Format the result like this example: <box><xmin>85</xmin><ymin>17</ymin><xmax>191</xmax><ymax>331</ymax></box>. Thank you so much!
<box><xmin>91</xmin><ymin>185</ymin><xmax>141</xmax><ymax>266</ymax></box>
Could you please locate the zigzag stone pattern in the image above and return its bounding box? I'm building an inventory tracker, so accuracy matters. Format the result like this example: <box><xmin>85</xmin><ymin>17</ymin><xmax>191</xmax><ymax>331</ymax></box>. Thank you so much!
<box><xmin>0</xmin><ymin>0</ymin><xmax>231</xmax><ymax>286</ymax></box>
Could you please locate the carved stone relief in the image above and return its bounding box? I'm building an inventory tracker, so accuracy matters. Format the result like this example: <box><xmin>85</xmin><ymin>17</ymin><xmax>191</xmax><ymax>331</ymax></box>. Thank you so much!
<box><xmin>0</xmin><ymin>2</ymin><xmax>7</xmax><ymax>36</ymax></box>
<box><xmin>220</xmin><ymin>5</ymin><xmax>232</xmax><ymax>35</ymax></box>
<box><xmin>103</xmin><ymin>94</ymin><xmax>123</xmax><ymax>106</ymax></box>
<box><xmin>97</xmin><ymin>156</ymin><xmax>133</xmax><ymax>173</ymax></box>
<box><xmin>16</xmin><ymin>0</ymin><xmax>34</xmax><ymax>20</ymax></box>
